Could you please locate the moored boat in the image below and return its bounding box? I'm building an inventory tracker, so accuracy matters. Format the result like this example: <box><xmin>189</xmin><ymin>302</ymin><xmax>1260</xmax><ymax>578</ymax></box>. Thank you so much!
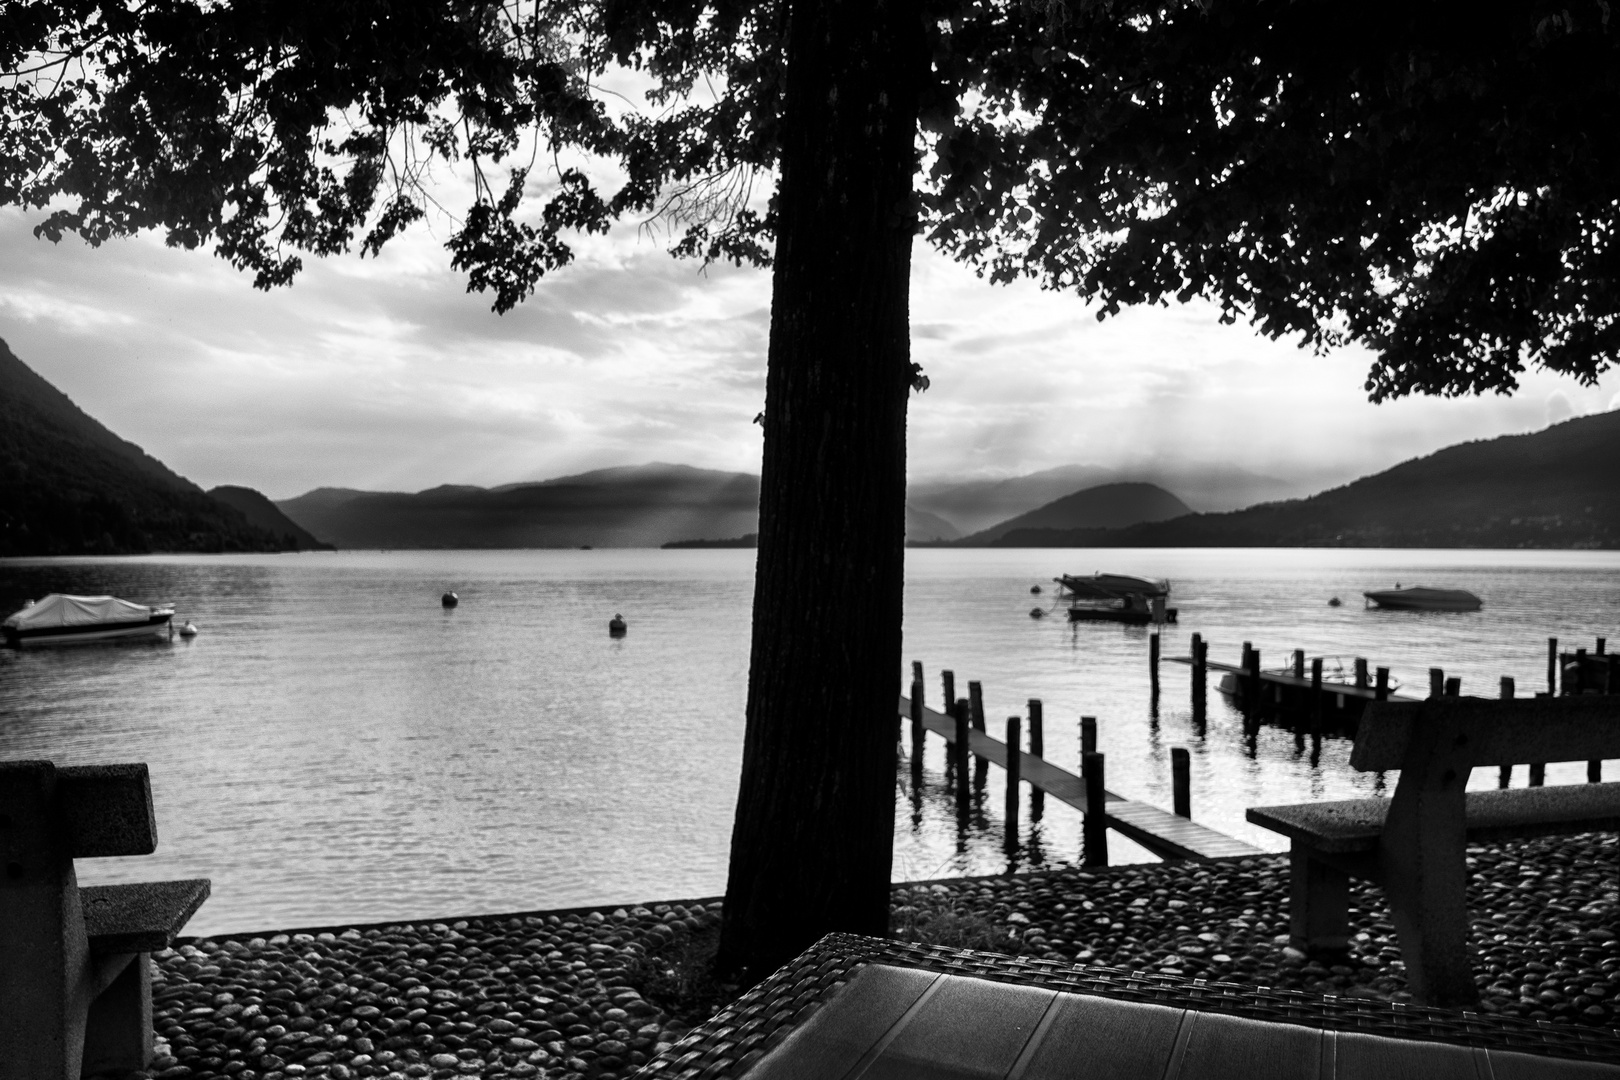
<box><xmin>1055</xmin><ymin>573</ymin><xmax>1177</xmax><ymax>624</ymax></box>
<box><xmin>1363</xmin><ymin>586</ymin><xmax>1482</xmax><ymax>612</ymax></box>
<box><xmin>2</xmin><ymin>594</ymin><xmax>175</xmax><ymax>647</ymax></box>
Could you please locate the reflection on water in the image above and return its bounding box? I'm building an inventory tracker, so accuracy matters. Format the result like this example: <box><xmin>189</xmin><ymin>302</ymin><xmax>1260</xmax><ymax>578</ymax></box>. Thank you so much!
<box><xmin>1</xmin><ymin>547</ymin><xmax>1616</xmax><ymax>934</ymax></box>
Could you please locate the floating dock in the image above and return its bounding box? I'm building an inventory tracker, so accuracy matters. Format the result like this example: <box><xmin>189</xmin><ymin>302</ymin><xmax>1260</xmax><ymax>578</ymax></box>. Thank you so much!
<box><xmin>897</xmin><ymin>695</ymin><xmax>1261</xmax><ymax>861</ymax></box>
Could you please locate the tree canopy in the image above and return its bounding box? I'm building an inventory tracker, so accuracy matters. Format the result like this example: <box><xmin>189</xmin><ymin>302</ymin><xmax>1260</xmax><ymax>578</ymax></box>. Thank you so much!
<box><xmin>6</xmin><ymin>1</ymin><xmax>1618</xmax><ymax>399</ymax></box>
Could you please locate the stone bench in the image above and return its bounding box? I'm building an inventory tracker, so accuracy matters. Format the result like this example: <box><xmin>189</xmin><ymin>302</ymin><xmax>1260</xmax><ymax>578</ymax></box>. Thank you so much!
<box><xmin>1247</xmin><ymin>696</ymin><xmax>1620</xmax><ymax>1009</ymax></box>
<box><xmin>1</xmin><ymin>761</ymin><xmax>210</xmax><ymax>1079</ymax></box>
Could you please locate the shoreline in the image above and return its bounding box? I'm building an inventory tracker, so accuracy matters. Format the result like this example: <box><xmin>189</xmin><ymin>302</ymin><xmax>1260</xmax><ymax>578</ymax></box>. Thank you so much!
<box><xmin>136</xmin><ymin>832</ymin><xmax>1619</xmax><ymax>1080</ymax></box>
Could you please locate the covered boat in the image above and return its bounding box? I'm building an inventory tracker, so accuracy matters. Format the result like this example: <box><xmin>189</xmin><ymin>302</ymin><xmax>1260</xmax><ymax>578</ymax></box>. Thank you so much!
<box><xmin>2</xmin><ymin>593</ymin><xmax>175</xmax><ymax>647</ymax></box>
<box><xmin>1054</xmin><ymin>573</ymin><xmax>1177</xmax><ymax>624</ymax></box>
<box><xmin>1363</xmin><ymin>586</ymin><xmax>1482</xmax><ymax>612</ymax></box>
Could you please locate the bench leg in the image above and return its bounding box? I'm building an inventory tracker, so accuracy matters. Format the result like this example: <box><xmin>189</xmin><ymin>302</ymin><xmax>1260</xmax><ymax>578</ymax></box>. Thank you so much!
<box><xmin>1289</xmin><ymin>845</ymin><xmax>1351</xmax><ymax>955</ymax></box>
<box><xmin>81</xmin><ymin>954</ymin><xmax>152</xmax><ymax>1077</ymax></box>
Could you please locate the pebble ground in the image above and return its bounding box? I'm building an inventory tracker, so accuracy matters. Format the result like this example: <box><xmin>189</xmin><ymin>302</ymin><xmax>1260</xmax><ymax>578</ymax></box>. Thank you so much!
<box><xmin>129</xmin><ymin>833</ymin><xmax>1618</xmax><ymax>1080</ymax></box>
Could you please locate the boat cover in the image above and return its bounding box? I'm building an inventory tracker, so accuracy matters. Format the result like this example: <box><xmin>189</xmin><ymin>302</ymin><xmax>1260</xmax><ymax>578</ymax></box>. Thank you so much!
<box><xmin>1057</xmin><ymin>573</ymin><xmax>1170</xmax><ymax>600</ymax></box>
<box><xmin>2</xmin><ymin>593</ymin><xmax>158</xmax><ymax>631</ymax></box>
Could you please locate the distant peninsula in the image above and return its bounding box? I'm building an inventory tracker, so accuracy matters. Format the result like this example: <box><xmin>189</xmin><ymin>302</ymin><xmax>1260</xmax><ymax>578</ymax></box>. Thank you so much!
<box><xmin>663</xmin><ymin>534</ymin><xmax>759</xmax><ymax>549</ymax></box>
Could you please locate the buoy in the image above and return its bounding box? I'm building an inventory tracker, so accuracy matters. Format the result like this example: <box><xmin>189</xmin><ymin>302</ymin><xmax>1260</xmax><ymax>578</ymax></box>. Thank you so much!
<box><xmin>1029</xmin><ymin>607</ymin><xmax>1045</xmax><ymax>619</ymax></box>
<box><xmin>1030</xmin><ymin>585</ymin><xmax>1042</xmax><ymax>595</ymax></box>
<box><xmin>608</xmin><ymin>613</ymin><xmax>627</xmax><ymax>636</ymax></box>
<box><xmin>442</xmin><ymin>591</ymin><xmax>459</xmax><ymax>608</ymax></box>
<box><xmin>178</xmin><ymin>621</ymin><xmax>198</xmax><ymax>637</ymax></box>
<box><xmin>1328</xmin><ymin>597</ymin><xmax>1342</xmax><ymax>607</ymax></box>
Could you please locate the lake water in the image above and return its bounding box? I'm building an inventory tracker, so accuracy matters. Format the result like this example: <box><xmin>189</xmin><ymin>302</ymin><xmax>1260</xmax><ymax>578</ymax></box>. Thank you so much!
<box><xmin>2</xmin><ymin>548</ymin><xmax>1617</xmax><ymax>936</ymax></box>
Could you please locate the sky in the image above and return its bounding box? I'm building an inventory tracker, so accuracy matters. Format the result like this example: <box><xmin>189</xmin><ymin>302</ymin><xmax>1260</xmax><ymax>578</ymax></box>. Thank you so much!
<box><xmin>2</xmin><ymin>199</ymin><xmax>1617</xmax><ymax>504</ymax></box>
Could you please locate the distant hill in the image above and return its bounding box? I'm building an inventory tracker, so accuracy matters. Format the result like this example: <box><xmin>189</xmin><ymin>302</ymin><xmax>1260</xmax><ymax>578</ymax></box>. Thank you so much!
<box><xmin>663</xmin><ymin>534</ymin><xmax>759</xmax><ymax>549</ymax></box>
<box><xmin>1001</xmin><ymin>411</ymin><xmax>1620</xmax><ymax>548</ymax></box>
<box><xmin>662</xmin><ymin>504</ymin><xmax>960</xmax><ymax>549</ymax></box>
<box><xmin>277</xmin><ymin>464</ymin><xmax>762</xmax><ymax>549</ymax></box>
<box><xmin>0</xmin><ymin>338</ymin><xmax>293</xmax><ymax>556</ymax></box>
<box><xmin>959</xmin><ymin>482</ymin><xmax>1190</xmax><ymax>545</ymax></box>
<box><xmin>908</xmin><ymin>464</ymin><xmax>1300</xmax><ymax>534</ymax></box>
<box><xmin>208</xmin><ymin>486</ymin><xmax>333</xmax><ymax>550</ymax></box>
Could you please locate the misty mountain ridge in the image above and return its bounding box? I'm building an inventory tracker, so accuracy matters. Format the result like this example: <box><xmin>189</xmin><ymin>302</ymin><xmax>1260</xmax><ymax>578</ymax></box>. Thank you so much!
<box><xmin>0</xmin><ymin>338</ymin><xmax>313</xmax><ymax>555</ymax></box>
<box><xmin>990</xmin><ymin>410</ymin><xmax>1620</xmax><ymax>549</ymax></box>
<box><xmin>956</xmin><ymin>482</ymin><xmax>1191</xmax><ymax>545</ymax></box>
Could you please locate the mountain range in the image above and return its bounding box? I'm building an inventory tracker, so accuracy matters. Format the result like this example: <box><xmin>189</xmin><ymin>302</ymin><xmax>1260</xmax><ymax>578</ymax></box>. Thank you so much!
<box><xmin>979</xmin><ymin>410</ymin><xmax>1620</xmax><ymax>549</ymax></box>
<box><xmin>0</xmin><ymin>338</ymin><xmax>317</xmax><ymax>556</ymax></box>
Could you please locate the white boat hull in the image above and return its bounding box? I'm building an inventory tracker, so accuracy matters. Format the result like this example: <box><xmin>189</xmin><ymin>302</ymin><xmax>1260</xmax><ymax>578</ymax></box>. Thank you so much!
<box><xmin>5</xmin><ymin>615</ymin><xmax>172</xmax><ymax>647</ymax></box>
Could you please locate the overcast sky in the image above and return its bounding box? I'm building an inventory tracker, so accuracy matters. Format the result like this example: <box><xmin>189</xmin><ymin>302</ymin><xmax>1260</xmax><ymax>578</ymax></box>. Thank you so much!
<box><xmin>3</xmin><ymin>202</ymin><xmax>1615</xmax><ymax>503</ymax></box>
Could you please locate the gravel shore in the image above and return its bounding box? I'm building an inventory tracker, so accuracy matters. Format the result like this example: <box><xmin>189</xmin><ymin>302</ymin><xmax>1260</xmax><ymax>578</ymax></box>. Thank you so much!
<box><xmin>135</xmin><ymin>832</ymin><xmax>1618</xmax><ymax>1080</ymax></box>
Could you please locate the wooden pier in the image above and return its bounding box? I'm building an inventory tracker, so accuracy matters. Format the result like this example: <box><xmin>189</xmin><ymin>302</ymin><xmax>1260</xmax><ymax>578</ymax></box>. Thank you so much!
<box><xmin>1168</xmin><ymin>641</ymin><xmax>1421</xmax><ymax>732</ymax></box>
<box><xmin>897</xmin><ymin>695</ymin><xmax>1261</xmax><ymax>862</ymax></box>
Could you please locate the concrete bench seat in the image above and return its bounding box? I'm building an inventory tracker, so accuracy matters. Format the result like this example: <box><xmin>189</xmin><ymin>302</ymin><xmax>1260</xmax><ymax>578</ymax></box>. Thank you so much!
<box><xmin>1246</xmin><ymin>696</ymin><xmax>1620</xmax><ymax>1009</ymax></box>
<box><xmin>82</xmin><ymin>879</ymin><xmax>212</xmax><ymax>955</ymax></box>
<box><xmin>1249</xmin><ymin>783</ymin><xmax>1620</xmax><ymax>854</ymax></box>
<box><xmin>1</xmin><ymin>760</ymin><xmax>210</xmax><ymax>1079</ymax></box>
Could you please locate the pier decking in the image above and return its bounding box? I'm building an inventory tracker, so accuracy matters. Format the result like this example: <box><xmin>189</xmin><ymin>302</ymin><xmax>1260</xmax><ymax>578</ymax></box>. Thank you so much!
<box><xmin>897</xmin><ymin>695</ymin><xmax>1262</xmax><ymax>861</ymax></box>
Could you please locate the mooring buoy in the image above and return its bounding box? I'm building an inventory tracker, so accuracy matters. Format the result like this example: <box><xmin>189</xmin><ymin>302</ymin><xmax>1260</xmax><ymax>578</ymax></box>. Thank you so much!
<box><xmin>609</xmin><ymin>613</ymin><xmax>627</xmax><ymax>636</ymax></box>
<box><xmin>1029</xmin><ymin>607</ymin><xmax>1045</xmax><ymax>619</ymax></box>
<box><xmin>442</xmin><ymin>591</ymin><xmax>459</xmax><ymax>608</ymax></box>
<box><xmin>1328</xmin><ymin>597</ymin><xmax>1342</xmax><ymax>607</ymax></box>
<box><xmin>1030</xmin><ymin>585</ymin><xmax>1042</xmax><ymax>595</ymax></box>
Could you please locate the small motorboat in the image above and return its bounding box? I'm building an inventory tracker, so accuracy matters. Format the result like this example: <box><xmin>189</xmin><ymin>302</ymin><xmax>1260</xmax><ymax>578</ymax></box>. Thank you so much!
<box><xmin>2</xmin><ymin>594</ymin><xmax>175</xmax><ymax>647</ymax></box>
<box><xmin>1363</xmin><ymin>586</ymin><xmax>1482</xmax><ymax>612</ymax></box>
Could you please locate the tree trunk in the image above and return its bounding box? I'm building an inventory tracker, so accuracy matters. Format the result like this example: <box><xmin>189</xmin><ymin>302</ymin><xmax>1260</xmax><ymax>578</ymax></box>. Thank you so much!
<box><xmin>715</xmin><ymin>0</ymin><xmax>924</xmax><ymax>982</ymax></box>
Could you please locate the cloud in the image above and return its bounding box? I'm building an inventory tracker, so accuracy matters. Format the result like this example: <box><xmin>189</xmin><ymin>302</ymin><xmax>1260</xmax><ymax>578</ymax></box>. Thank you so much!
<box><xmin>1546</xmin><ymin>390</ymin><xmax>1576</xmax><ymax>427</ymax></box>
<box><xmin>4</xmin><ymin>203</ymin><xmax>1617</xmax><ymax>501</ymax></box>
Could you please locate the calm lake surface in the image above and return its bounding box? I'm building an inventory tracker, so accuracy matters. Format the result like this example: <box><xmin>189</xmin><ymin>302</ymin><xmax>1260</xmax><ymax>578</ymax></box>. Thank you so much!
<box><xmin>2</xmin><ymin>548</ymin><xmax>1617</xmax><ymax>935</ymax></box>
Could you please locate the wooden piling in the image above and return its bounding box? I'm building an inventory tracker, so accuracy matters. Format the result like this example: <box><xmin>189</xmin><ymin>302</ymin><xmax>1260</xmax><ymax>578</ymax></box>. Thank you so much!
<box><xmin>968</xmin><ymin>681</ymin><xmax>988</xmax><ymax>789</ymax></box>
<box><xmin>1171</xmin><ymin>747</ymin><xmax>1190</xmax><ymax>818</ymax></box>
<box><xmin>942</xmin><ymin>670</ymin><xmax>955</xmax><ymax>717</ymax></box>
<box><xmin>1028</xmin><ymin>699</ymin><xmax>1045</xmax><ymax>821</ymax></box>
<box><xmin>1244</xmin><ymin>644</ymin><xmax>1261</xmax><ymax>720</ymax></box>
<box><xmin>1293</xmin><ymin>649</ymin><xmax>1306</xmax><ymax>679</ymax></box>
<box><xmin>912</xmin><ymin>660</ymin><xmax>924</xmax><ymax>696</ymax></box>
<box><xmin>1590</xmin><ymin>759</ymin><xmax>1603</xmax><ymax>784</ymax></box>
<box><xmin>1549</xmin><ymin>637</ymin><xmax>1559</xmax><ymax>695</ymax></box>
<box><xmin>1599</xmin><ymin>637</ymin><xmax>1608</xmax><ymax>656</ymax></box>
<box><xmin>1080</xmin><ymin>715</ymin><xmax>1097</xmax><ymax>756</ymax></box>
<box><xmin>1149</xmin><ymin>632</ymin><xmax>1161</xmax><ymax>695</ymax></box>
<box><xmin>1083</xmin><ymin>751</ymin><xmax>1108</xmax><ymax>867</ymax></box>
<box><xmin>1375</xmin><ymin>667</ymin><xmax>1390</xmax><ymax>701</ymax></box>
<box><xmin>1005</xmin><ymin>716</ymin><xmax>1022</xmax><ymax>849</ymax></box>
<box><xmin>1354</xmin><ymin>657</ymin><xmax>1368</xmax><ymax>690</ymax></box>
<box><xmin>1310</xmin><ymin>657</ymin><xmax>1324</xmax><ymax>727</ymax></box>
<box><xmin>1190</xmin><ymin>633</ymin><xmax>1207</xmax><ymax>725</ymax></box>
<box><xmin>1444</xmin><ymin>676</ymin><xmax>1461</xmax><ymax>697</ymax></box>
<box><xmin>953</xmin><ymin>698</ymin><xmax>971</xmax><ymax>812</ymax></box>
<box><xmin>909</xmin><ymin>680</ymin><xmax>925</xmax><ymax>781</ymax></box>
<box><xmin>1530</xmin><ymin>761</ymin><xmax>1546</xmax><ymax>787</ymax></box>
<box><xmin>1577</xmin><ymin>648</ymin><xmax>1590</xmax><ymax>695</ymax></box>
<box><xmin>1498</xmin><ymin>676</ymin><xmax>1515</xmax><ymax>788</ymax></box>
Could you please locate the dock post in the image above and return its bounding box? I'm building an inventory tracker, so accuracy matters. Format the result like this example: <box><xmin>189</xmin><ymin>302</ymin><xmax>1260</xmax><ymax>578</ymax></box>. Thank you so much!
<box><xmin>942</xmin><ymin>670</ymin><xmax>956</xmax><ymax>716</ymax></box>
<box><xmin>1191</xmin><ymin>633</ymin><xmax>1207</xmax><ymax>726</ymax></box>
<box><xmin>1028</xmin><ymin>699</ymin><xmax>1045</xmax><ymax>821</ymax></box>
<box><xmin>1577</xmin><ymin>648</ymin><xmax>1589</xmax><ymax>694</ymax></box>
<box><xmin>1599</xmin><ymin>637</ymin><xmax>1608</xmax><ymax>656</ymax></box>
<box><xmin>1444</xmin><ymin>676</ymin><xmax>1461</xmax><ymax>697</ymax></box>
<box><xmin>1375</xmin><ymin>667</ymin><xmax>1390</xmax><ymax>701</ymax></box>
<box><xmin>912</xmin><ymin>661</ymin><xmax>924</xmax><ymax>699</ymax></box>
<box><xmin>1293</xmin><ymin>649</ymin><xmax>1306</xmax><ymax>679</ymax></box>
<box><xmin>968</xmin><ymin>681</ymin><xmax>988</xmax><ymax>790</ymax></box>
<box><xmin>1171</xmin><ymin>746</ymin><xmax>1190</xmax><ymax>818</ymax></box>
<box><xmin>1244</xmin><ymin>644</ymin><xmax>1261</xmax><ymax>721</ymax></box>
<box><xmin>1590</xmin><ymin>759</ymin><xmax>1603</xmax><ymax>783</ymax></box>
<box><xmin>1429</xmin><ymin>668</ymin><xmax>1445</xmax><ymax>699</ymax></box>
<box><xmin>1149</xmin><ymin>631</ymin><xmax>1160</xmax><ymax>697</ymax></box>
<box><xmin>1080</xmin><ymin>715</ymin><xmax>1097</xmax><ymax>756</ymax></box>
<box><xmin>1530</xmin><ymin>761</ymin><xmax>1546</xmax><ymax>787</ymax></box>
<box><xmin>1005</xmin><ymin>716</ymin><xmax>1022</xmax><ymax>850</ymax></box>
<box><xmin>909</xmin><ymin>680</ymin><xmax>925</xmax><ymax>783</ymax></box>
<box><xmin>1082</xmin><ymin>751</ymin><xmax>1108</xmax><ymax>867</ymax></box>
<box><xmin>1548</xmin><ymin>637</ymin><xmax>1558</xmax><ymax>695</ymax></box>
<box><xmin>1354</xmin><ymin>658</ymin><xmax>1368</xmax><ymax>690</ymax></box>
<box><xmin>1310</xmin><ymin>657</ymin><xmax>1324</xmax><ymax>728</ymax></box>
<box><xmin>1498</xmin><ymin>675</ymin><xmax>1516</xmax><ymax>787</ymax></box>
<box><xmin>953</xmin><ymin>698</ymin><xmax>971</xmax><ymax>813</ymax></box>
